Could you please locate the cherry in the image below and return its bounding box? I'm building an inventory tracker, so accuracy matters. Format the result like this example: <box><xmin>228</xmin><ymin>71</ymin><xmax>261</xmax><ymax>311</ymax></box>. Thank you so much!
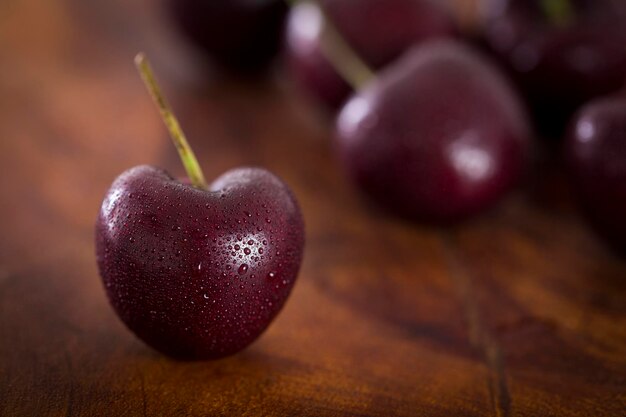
<box><xmin>163</xmin><ymin>0</ymin><xmax>287</xmax><ymax>73</ymax></box>
<box><xmin>482</xmin><ymin>0</ymin><xmax>626</xmax><ymax>135</ymax></box>
<box><xmin>285</xmin><ymin>0</ymin><xmax>456</xmax><ymax>110</ymax></box>
<box><xmin>95</xmin><ymin>55</ymin><xmax>305</xmax><ymax>359</ymax></box>
<box><xmin>565</xmin><ymin>96</ymin><xmax>626</xmax><ymax>254</ymax></box>
<box><xmin>335</xmin><ymin>41</ymin><xmax>530</xmax><ymax>223</ymax></box>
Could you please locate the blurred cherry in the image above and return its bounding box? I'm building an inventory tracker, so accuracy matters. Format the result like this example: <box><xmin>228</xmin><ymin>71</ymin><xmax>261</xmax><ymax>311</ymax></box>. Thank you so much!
<box><xmin>286</xmin><ymin>0</ymin><xmax>456</xmax><ymax>110</ymax></box>
<box><xmin>335</xmin><ymin>41</ymin><xmax>531</xmax><ymax>223</ymax></box>
<box><xmin>164</xmin><ymin>0</ymin><xmax>287</xmax><ymax>73</ymax></box>
<box><xmin>482</xmin><ymin>0</ymin><xmax>626</xmax><ymax>135</ymax></box>
<box><xmin>566</xmin><ymin>95</ymin><xmax>626</xmax><ymax>254</ymax></box>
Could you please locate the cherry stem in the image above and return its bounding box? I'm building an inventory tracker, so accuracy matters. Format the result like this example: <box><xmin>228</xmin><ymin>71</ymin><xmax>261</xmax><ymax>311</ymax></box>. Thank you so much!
<box><xmin>135</xmin><ymin>53</ymin><xmax>208</xmax><ymax>189</ymax></box>
<box><xmin>286</xmin><ymin>0</ymin><xmax>375</xmax><ymax>90</ymax></box>
<box><xmin>540</xmin><ymin>0</ymin><xmax>574</xmax><ymax>27</ymax></box>
<box><xmin>451</xmin><ymin>0</ymin><xmax>482</xmax><ymax>34</ymax></box>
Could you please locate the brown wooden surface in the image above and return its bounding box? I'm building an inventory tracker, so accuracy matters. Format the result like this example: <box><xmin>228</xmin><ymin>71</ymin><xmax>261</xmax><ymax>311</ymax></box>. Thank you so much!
<box><xmin>1</xmin><ymin>1</ymin><xmax>625</xmax><ymax>416</ymax></box>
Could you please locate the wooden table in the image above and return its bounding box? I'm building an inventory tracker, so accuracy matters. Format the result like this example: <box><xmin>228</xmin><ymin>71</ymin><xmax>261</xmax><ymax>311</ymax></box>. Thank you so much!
<box><xmin>1</xmin><ymin>1</ymin><xmax>624</xmax><ymax>415</ymax></box>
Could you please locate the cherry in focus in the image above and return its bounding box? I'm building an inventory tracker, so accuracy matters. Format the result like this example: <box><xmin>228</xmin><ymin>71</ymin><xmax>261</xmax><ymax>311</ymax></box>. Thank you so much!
<box><xmin>95</xmin><ymin>55</ymin><xmax>305</xmax><ymax>359</ymax></box>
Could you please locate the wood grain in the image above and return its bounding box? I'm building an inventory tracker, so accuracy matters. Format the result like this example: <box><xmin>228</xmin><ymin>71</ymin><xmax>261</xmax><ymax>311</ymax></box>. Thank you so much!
<box><xmin>0</xmin><ymin>0</ymin><xmax>625</xmax><ymax>416</ymax></box>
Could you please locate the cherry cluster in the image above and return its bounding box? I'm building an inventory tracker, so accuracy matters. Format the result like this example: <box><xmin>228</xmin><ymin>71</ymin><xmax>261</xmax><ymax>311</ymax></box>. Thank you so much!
<box><xmin>95</xmin><ymin>0</ymin><xmax>626</xmax><ymax>361</ymax></box>
<box><xmin>166</xmin><ymin>0</ymin><xmax>626</xmax><ymax>251</ymax></box>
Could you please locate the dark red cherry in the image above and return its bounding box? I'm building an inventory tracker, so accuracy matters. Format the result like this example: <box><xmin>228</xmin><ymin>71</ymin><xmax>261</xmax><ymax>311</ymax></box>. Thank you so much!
<box><xmin>95</xmin><ymin>166</ymin><xmax>305</xmax><ymax>359</ymax></box>
<box><xmin>565</xmin><ymin>96</ymin><xmax>626</xmax><ymax>254</ymax></box>
<box><xmin>97</xmin><ymin>54</ymin><xmax>306</xmax><ymax>359</ymax></box>
<box><xmin>335</xmin><ymin>41</ymin><xmax>530</xmax><ymax>223</ymax></box>
<box><xmin>483</xmin><ymin>0</ymin><xmax>626</xmax><ymax>134</ymax></box>
<box><xmin>164</xmin><ymin>0</ymin><xmax>287</xmax><ymax>73</ymax></box>
<box><xmin>285</xmin><ymin>0</ymin><xmax>456</xmax><ymax>109</ymax></box>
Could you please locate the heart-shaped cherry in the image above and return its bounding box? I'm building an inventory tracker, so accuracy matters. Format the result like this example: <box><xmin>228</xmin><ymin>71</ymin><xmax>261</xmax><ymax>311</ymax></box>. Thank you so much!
<box><xmin>482</xmin><ymin>0</ymin><xmax>626</xmax><ymax>135</ymax></box>
<box><xmin>565</xmin><ymin>95</ymin><xmax>626</xmax><ymax>254</ymax></box>
<box><xmin>95</xmin><ymin>55</ymin><xmax>305</xmax><ymax>359</ymax></box>
<box><xmin>285</xmin><ymin>0</ymin><xmax>456</xmax><ymax>110</ymax></box>
<box><xmin>335</xmin><ymin>41</ymin><xmax>530</xmax><ymax>223</ymax></box>
<box><xmin>163</xmin><ymin>0</ymin><xmax>287</xmax><ymax>73</ymax></box>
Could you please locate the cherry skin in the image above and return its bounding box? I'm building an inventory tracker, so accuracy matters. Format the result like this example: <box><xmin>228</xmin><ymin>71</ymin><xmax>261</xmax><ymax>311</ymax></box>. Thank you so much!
<box><xmin>95</xmin><ymin>165</ymin><xmax>305</xmax><ymax>359</ymax></box>
<box><xmin>565</xmin><ymin>96</ymin><xmax>626</xmax><ymax>254</ymax></box>
<box><xmin>285</xmin><ymin>0</ymin><xmax>456</xmax><ymax>110</ymax></box>
<box><xmin>335</xmin><ymin>41</ymin><xmax>530</xmax><ymax>223</ymax></box>
<box><xmin>163</xmin><ymin>0</ymin><xmax>287</xmax><ymax>73</ymax></box>
<box><xmin>482</xmin><ymin>0</ymin><xmax>626</xmax><ymax>134</ymax></box>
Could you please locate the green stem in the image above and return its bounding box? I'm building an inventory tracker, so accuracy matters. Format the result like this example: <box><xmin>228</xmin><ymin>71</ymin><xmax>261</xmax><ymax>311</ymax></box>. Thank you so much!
<box><xmin>287</xmin><ymin>0</ymin><xmax>375</xmax><ymax>90</ymax></box>
<box><xmin>135</xmin><ymin>53</ymin><xmax>208</xmax><ymax>189</ymax></box>
<box><xmin>540</xmin><ymin>0</ymin><xmax>574</xmax><ymax>27</ymax></box>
